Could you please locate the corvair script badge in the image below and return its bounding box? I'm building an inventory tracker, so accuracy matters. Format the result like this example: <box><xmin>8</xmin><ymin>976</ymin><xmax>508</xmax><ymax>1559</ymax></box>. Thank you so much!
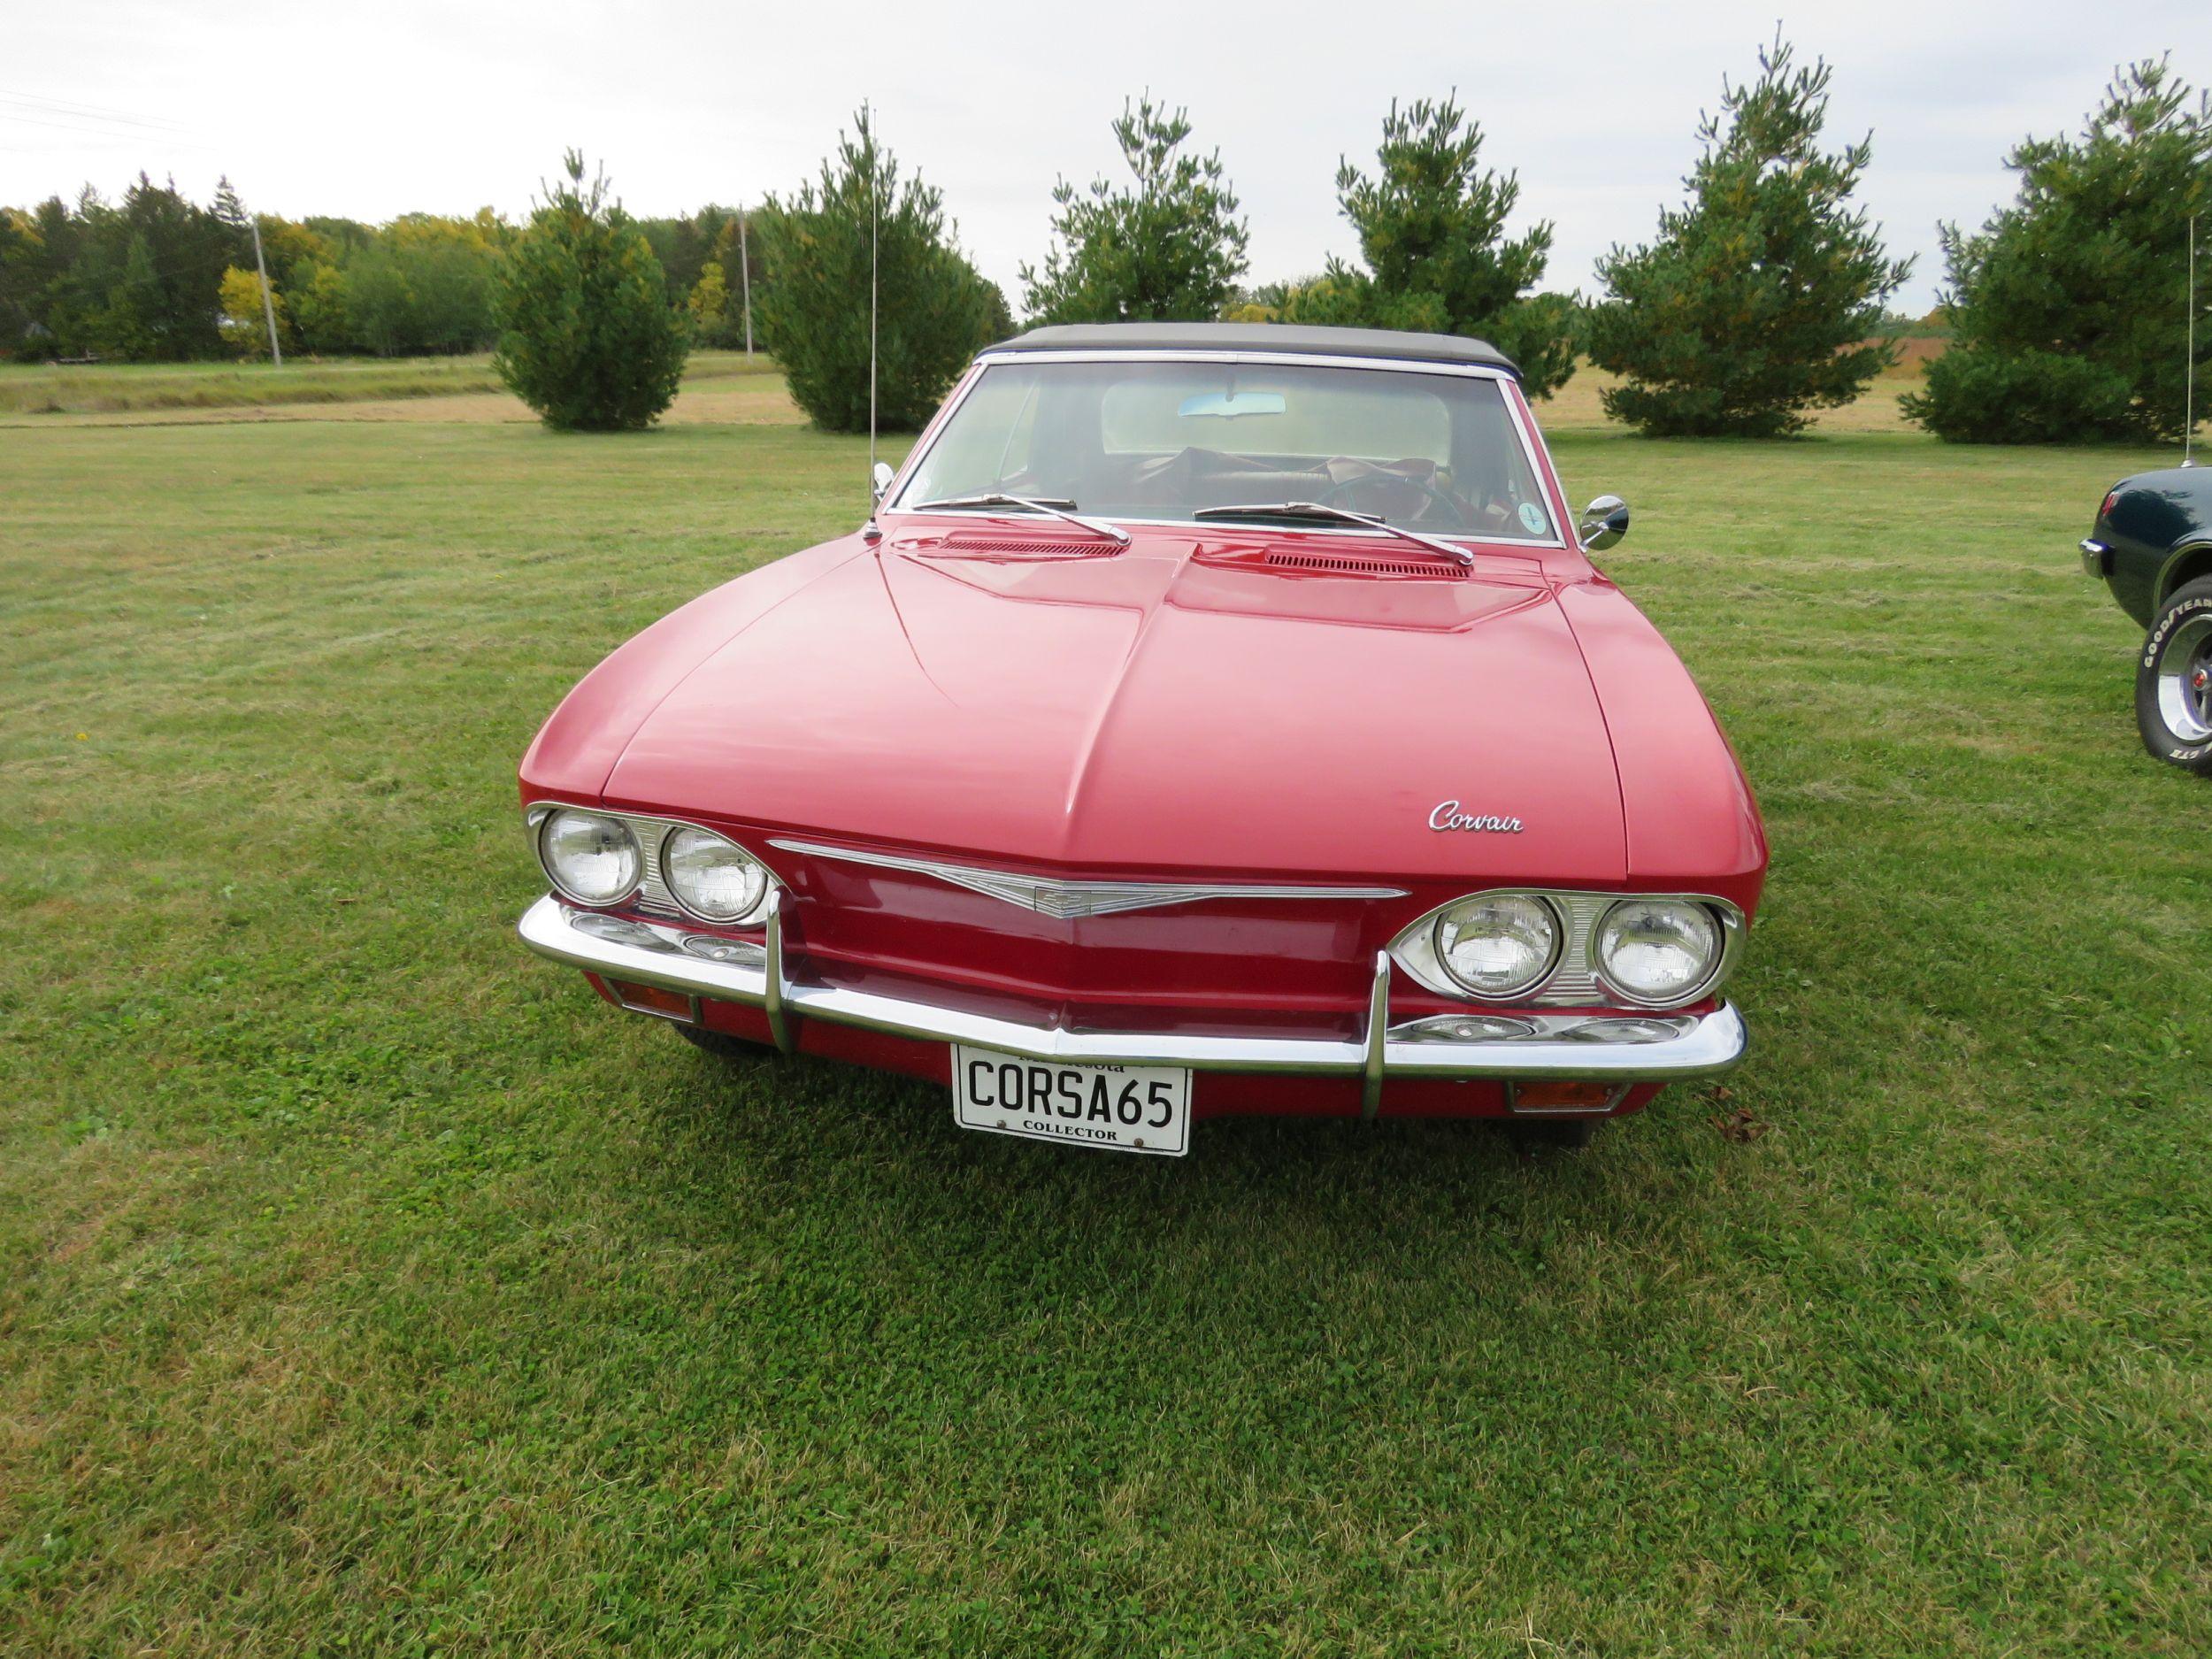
<box><xmin>1429</xmin><ymin>801</ymin><xmax>1524</xmax><ymax>833</ymax></box>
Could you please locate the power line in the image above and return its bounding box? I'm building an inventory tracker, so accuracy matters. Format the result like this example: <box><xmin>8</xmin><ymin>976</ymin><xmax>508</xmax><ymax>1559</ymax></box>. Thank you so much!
<box><xmin>0</xmin><ymin>111</ymin><xmax>219</xmax><ymax>152</ymax></box>
<box><xmin>0</xmin><ymin>89</ymin><xmax>202</xmax><ymax>136</ymax></box>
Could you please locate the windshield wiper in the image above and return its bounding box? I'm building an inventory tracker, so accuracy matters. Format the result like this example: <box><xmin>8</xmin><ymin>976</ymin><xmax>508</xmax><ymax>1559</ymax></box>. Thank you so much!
<box><xmin>1189</xmin><ymin>501</ymin><xmax>1474</xmax><ymax>566</ymax></box>
<box><xmin>908</xmin><ymin>493</ymin><xmax>1130</xmax><ymax>545</ymax></box>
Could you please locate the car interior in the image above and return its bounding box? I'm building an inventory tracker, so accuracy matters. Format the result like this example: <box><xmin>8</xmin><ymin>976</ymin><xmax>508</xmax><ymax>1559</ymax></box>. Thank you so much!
<box><xmin>897</xmin><ymin>358</ymin><xmax>1558</xmax><ymax>541</ymax></box>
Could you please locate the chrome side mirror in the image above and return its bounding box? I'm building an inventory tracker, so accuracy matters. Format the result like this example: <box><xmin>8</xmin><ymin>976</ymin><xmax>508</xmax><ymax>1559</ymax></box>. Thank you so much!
<box><xmin>1578</xmin><ymin>495</ymin><xmax>1629</xmax><ymax>551</ymax></box>
<box><xmin>871</xmin><ymin>461</ymin><xmax>896</xmax><ymax>505</ymax></box>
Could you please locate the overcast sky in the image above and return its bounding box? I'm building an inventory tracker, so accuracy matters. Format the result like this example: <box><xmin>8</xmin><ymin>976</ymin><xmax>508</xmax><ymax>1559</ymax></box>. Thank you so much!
<box><xmin>4</xmin><ymin>0</ymin><xmax>2201</xmax><ymax>316</ymax></box>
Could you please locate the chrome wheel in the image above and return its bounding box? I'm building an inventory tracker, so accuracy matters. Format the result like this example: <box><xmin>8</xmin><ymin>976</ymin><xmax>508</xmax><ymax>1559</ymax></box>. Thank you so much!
<box><xmin>2155</xmin><ymin>614</ymin><xmax>2212</xmax><ymax>743</ymax></box>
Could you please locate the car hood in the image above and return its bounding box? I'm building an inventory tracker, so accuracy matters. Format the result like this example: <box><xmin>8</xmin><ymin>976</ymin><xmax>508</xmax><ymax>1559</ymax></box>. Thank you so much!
<box><xmin>598</xmin><ymin>530</ymin><xmax>1629</xmax><ymax>883</ymax></box>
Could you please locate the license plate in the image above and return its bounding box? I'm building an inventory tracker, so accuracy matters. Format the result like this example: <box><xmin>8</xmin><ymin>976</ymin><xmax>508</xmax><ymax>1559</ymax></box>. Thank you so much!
<box><xmin>951</xmin><ymin>1045</ymin><xmax>1192</xmax><ymax>1156</ymax></box>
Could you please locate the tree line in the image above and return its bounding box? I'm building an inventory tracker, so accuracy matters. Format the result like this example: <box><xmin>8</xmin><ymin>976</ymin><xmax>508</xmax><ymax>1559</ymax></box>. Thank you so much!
<box><xmin>2</xmin><ymin>38</ymin><xmax>2204</xmax><ymax>444</ymax></box>
<box><xmin>0</xmin><ymin>179</ymin><xmax>766</xmax><ymax>364</ymax></box>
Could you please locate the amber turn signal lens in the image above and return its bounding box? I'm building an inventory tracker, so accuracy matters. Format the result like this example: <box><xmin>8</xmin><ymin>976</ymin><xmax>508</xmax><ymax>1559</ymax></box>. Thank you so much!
<box><xmin>606</xmin><ymin>979</ymin><xmax>695</xmax><ymax>1020</ymax></box>
<box><xmin>1512</xmin><ymin>1080</ymin><xmax>1615</xmax><ymax>1111</ymax></box>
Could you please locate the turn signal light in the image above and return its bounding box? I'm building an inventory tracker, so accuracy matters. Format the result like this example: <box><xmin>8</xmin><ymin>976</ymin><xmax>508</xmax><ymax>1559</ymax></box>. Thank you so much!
<box><xmin>1511</xmin><ymin>1080</ymin><xmax>1616</xmax><ymax>1112</ymax></box>
<box><xmin>606</xmin><ymin>979</ymin><xmax>695</xmax><ymax>1021</ymax></box>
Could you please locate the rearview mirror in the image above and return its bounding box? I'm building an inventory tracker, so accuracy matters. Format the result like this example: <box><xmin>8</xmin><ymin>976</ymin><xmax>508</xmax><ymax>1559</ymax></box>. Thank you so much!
<box><xmin>1579</xmin><ymin>495</ymin><xmax>1630</xmax><ymax>551</ymax></box>
<box><xmin>871</xmin><ymin>461</ymin><xmax>896</xmax><ymax>505</ymax></box>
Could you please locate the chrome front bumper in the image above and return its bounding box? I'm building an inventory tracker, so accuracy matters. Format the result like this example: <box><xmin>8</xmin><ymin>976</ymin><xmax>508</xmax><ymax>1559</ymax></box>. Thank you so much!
<box><xmin>518</xmin><ymin>895</ymin><xmax>1748</xmax><ymax>1104</ymax></box>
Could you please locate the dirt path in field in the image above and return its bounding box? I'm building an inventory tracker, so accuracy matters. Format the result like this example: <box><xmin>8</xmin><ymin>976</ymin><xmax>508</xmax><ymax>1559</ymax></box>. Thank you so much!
<box><xmin>1532</xmin><ymin>365</ymin><xmax>1928</xmax><ymax>434</ymax></box>
<box><xmin>5</xmin><ymin>359</ymin><xmax>1925</xmax><ymax>436</ymax></box>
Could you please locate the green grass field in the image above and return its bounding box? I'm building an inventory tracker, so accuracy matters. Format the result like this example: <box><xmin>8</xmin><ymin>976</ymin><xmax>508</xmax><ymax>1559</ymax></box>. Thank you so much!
<box><xmin>2</xmin><ymin>367</ymin><xmax>2207</xmax><ymax>1655</ymax></box>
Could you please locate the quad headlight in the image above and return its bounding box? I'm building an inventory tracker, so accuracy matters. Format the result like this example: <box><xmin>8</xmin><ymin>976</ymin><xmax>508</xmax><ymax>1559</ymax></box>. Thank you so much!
<box><xmin>1594</xmin><ymin>898</ymin><xmax>1723</xmax><ymax>1005</ymax></box>
<box><xmin>539</xmin><ymin>809</ymin><xmax>643</xmax><ymax>906</ymax></box>
<box><xmin>1393</xmin><ymin>887</ymin><xmax>1740</xmax><ymax>1007</ymax></box>
<box><xmin>662</xmin><ymin>826</ymin><xmax>772</xmax><ymax>923</ymax></box>
<box><xmin>1432</xmin><ymin>894</ymin><xmax>1562</xmax><ymax>999</ymax></box>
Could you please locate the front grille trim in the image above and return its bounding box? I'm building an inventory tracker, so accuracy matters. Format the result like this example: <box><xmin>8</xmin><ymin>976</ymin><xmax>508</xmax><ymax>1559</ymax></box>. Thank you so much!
<box><xmin>768</xmin><ymin>837</ymin><xmax>1407</xmax><ymax>919</ymax></box>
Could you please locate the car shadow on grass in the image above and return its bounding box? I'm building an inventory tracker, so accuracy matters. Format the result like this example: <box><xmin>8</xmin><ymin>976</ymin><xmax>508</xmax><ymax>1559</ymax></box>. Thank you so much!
<box><xmin>619</xmin><ymin>1040</ymin><xmax>1718</xmax><ymax>1310</ymax></box>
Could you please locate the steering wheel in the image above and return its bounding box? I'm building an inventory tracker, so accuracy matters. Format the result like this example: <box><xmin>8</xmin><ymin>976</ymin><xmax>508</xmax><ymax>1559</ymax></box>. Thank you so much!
<box><xmin>1317</xmin><ymin>469</ymin><xmax>1472</xmax><ymax>529</ymax></box>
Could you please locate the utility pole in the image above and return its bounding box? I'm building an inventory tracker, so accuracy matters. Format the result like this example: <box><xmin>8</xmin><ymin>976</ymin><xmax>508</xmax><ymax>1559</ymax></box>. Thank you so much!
<box><xmin>248</xmin><ymin>213</ymin><xmax>282</xmax><ymax>367</ymax></box>
<box><xmin>737</xmin><ymin>206</ymin><xmax>753</xmax><ymax>358</ymax></box>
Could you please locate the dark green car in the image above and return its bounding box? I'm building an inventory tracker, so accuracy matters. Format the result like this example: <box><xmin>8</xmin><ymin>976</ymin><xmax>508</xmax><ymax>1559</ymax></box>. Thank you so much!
<box><xmin>2081</xmin><ymin>463</ymin><xmax>2212</xmax><ymax>772</ymax></box>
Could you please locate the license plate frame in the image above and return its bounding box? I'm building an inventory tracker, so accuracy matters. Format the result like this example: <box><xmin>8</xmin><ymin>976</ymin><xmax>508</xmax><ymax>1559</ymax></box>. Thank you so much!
<box><xmin>950</xmin><ymin>1045</ymin><xmax>1193</xmax><ymax>1156</ymax></box>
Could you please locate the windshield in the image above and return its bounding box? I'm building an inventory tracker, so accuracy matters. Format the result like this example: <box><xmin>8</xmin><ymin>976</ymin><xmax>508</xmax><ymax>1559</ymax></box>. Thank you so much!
<box><xmin>894</xmin><ymin>357</ymin><xmax>1558</xmax><ymax>543</ymax></box>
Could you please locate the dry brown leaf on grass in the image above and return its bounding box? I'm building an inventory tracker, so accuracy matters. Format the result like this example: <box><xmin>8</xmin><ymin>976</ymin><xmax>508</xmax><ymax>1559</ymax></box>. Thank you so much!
<box><xmin>1713</xmin><ymin>1105</ymin><xmax>1770</xmax><ymax>1142</ymax></box>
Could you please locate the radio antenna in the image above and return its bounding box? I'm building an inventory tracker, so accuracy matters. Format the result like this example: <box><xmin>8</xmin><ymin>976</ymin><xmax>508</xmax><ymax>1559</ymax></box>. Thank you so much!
<box><xmin>2186</xmin><ymin>212</ymin><xmax>2199</xmax><ymax>466</ymax></box>
<box><xmin>868</xmin><ymin>99</ymin><xmax>880</xmax><ymax>490</ymax></box>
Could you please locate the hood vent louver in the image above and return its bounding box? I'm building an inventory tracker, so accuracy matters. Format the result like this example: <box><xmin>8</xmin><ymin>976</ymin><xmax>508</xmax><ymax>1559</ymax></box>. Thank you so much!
<box><xmin>1259</xmin><ymin>549</ymin><xmax>1469</xmax><ymax>579</ymax></box>
<box><xmin>920</xmin><ymin>531</ymin><xmax>1123</xmax><ymax>561</ymax></box>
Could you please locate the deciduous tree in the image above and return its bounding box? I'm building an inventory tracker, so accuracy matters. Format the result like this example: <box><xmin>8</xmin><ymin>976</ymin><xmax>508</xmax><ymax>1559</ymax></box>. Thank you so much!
<box><xmin>217</xmin><ymin>265</ymin><xmax>288</xmax><ymax>358</ymax></box>
<box><xmin>687</xmin><ymin>263</ymin><xmax>728</xmax><ymax>340</ymax></box>
<box><xmin>288</xmin><ymin>260</ymin><xmax>352</xmax><ymax>355</ymax></box>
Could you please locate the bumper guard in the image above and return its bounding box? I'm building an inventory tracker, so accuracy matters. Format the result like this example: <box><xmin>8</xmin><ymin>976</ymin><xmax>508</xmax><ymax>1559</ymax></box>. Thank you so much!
<box><xmin>518</xmin><ymin>894</ymin><xmax>1748</xmax><ymax>1087</ymax></box>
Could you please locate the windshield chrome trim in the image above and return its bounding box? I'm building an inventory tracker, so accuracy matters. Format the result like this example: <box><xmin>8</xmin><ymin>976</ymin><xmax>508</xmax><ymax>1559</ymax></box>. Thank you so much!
<box><xmin>883</xmin><ymin>508</ymin><xmax>1560</xmax><ymax>556</ymax></box>
<box><xmin>885</xmin><ymin>350</ymin><xmax>1569</xmax><ymax>552</ymax></box>
<box><xmin>972</xmin><ymin>347</ymin><xmax>1520</xmax><ymax>380</ymax></box>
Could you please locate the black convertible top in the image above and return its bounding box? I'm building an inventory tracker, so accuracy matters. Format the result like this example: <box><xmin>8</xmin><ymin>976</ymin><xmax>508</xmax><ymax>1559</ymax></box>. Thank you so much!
<box><xmin>986</xmin><ymin>321</ymin><xmax>1519</xmax><ymax>378</ymax></box>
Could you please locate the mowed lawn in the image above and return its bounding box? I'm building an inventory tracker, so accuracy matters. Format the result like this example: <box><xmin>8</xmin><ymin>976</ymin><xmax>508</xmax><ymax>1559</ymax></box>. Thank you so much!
<box><xmin>2</xmin><ymin>371</ymin><xmax>2207</xmax><ymax>1656</ymax></box>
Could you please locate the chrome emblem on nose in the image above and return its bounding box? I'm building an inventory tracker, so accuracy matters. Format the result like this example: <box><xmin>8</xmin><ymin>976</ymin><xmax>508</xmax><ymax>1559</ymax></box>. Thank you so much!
<box><xmin>1429</xmin><ymin>800</ymin><xmax>1523</xmax><ymax>833</ymax></box>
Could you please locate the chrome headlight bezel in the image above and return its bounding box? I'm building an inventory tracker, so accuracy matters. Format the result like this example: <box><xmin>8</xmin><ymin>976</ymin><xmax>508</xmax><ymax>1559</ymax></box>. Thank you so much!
<box><xmin>659</xmin><ymin>825</ymin><xmax>774</xmax><ymax>926</ymax></box>
<box><xmin>1390</xmin><ymin>888</ymin><xmax>1746</xmax><ymax>1010</ymax></box>
<box><xmin>535</xmin><ymin>808</ymin><xmax>644</xmax><ymax>908</ymax></box>
<box><xmin>526</xmin><ymin>802</ymin><xmax>781</xmax><ymax>926</ymax></box>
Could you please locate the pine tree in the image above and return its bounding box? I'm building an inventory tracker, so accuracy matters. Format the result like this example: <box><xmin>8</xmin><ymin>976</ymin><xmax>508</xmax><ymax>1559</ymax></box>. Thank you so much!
<box><xmin>753</xmin><ymin>108</ymin><xmax>1000</xmax><ymax>433</ymax></box>
<box><xmin>493</xmin><ymin>152</ymin><xmax>688</xmax><ymax>431</ymax></box>
<box><xmin>0</xmin><ymin>208</ymin><xmax>44</xmax><ymax>357</ymax></box>
<box><xmin>1293</xmin><ymin>96</ymin><xmax>1578</xmax><ymax>396</ymax></box>
<box><xmin>95</xmin><ymin>233</ymin><xmax>163</xmax><ymax>359</ymax></box>
<box><xmin>1021</xmin><ymin>97</ymin><xmax>1248</xmax><ymax>324</ymax></box>
<box><xmin>1586</xmin><ymin>35</ymin><xmax>1911</xmax><ymax>437</ymax></box>
<box><xmin>1902</xmin><ymin>58</ymin><xmax>2212</xmax><ymax>445</ymax></box>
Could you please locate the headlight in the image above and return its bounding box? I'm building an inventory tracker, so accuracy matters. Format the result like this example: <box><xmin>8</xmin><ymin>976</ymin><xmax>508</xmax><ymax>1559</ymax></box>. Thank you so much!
<box><xmin>662</xmin><ymin>826</ymin><xmax>771</xmax><ymax>923</ymax></box>
<box><xmin>1432</xmin><ymin>894</ymin><xmax>1560</xmax><ymax>999</ymax></box>
<box><xmin>1595</xmin><ymin>898</ymin><xmax>1721</xmax><ymax>1004</ymax></box>
<box><xmin>540</xmin><ymin>809</ymin><xmax>642</xmax><ymax>905</ymax></box>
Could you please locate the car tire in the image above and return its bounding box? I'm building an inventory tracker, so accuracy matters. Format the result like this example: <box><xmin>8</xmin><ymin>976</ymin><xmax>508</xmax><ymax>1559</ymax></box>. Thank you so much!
<box><xmin>1504</xmin><ymin>1118</ymin><xmax>1599</xmax><ymax>1151</ymax></box>
<box><xmin>2136</xmin><ymin>577</ymin><xmax>2212</xmax><ymax>773</ymax></box>
<box><xmin>676</xmin><ymin>1025</ymin><xmax>774</xmax><ymax>1062</ymax></box>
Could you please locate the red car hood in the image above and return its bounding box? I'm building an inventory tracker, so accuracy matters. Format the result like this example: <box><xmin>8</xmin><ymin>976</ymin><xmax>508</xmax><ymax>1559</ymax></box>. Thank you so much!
<box><xmin>599</xmin><ymin>529</ymin><xmax>1629</xmax><ymax>884</ymax></box>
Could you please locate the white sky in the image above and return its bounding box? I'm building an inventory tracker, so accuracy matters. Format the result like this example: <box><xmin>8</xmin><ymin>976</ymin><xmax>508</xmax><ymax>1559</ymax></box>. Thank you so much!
<box><xmin>4</xmin><ymin>0</ymin><xmax>2200</xmax><ymax>316</ymax></box>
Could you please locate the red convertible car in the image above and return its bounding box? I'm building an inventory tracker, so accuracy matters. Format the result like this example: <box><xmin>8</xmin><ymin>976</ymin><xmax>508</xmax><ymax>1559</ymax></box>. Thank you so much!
<box><xmin>518</xmin><ymin>323</ymin><xmax>1767</xmax><ymax>1153</ymax></box>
